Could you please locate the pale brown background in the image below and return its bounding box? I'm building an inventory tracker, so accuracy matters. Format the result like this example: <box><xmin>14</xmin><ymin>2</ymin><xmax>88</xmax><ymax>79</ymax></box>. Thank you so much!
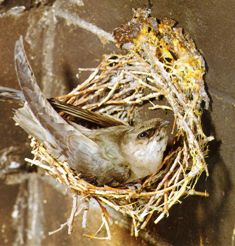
<box><xmin>0</xmin><ymin>0</ymin><xmax>234</xmax><ymax>245</ymax></box>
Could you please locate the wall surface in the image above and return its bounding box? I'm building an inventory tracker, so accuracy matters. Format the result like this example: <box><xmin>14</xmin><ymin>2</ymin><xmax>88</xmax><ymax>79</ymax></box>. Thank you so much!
<box><xmin>0</xmin><ymin>1</ymin><xmax>234</xmax><ymax>245</ymax></box>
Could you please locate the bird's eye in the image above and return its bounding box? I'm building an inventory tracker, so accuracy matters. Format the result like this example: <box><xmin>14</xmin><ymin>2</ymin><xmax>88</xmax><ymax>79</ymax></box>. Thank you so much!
<box><xmin>137</xmin><ymin>128</ymin><xmax>156</xmax><ymax>139</ymax></box>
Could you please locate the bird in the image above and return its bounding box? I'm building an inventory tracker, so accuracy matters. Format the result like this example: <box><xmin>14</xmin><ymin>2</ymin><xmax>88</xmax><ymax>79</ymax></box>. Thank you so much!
<box><xmin>0</xmin><ymin>36</ymin><xmax>169</xmax><ymax>186</ymax></box>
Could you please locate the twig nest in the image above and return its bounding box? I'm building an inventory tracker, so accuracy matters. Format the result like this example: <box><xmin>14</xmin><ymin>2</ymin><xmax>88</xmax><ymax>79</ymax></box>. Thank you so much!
<box><xmin>29</xmin><ymin>9</ymin><xmax>213</xmax><ymax>237</ymax></box>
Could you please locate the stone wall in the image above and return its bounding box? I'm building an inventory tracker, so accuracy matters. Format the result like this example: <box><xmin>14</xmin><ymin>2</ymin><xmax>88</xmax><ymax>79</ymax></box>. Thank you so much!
<box><xmin>0</xmin><ymin>1</ymin><xmax>234</xmax><ymax>245</ymax></box>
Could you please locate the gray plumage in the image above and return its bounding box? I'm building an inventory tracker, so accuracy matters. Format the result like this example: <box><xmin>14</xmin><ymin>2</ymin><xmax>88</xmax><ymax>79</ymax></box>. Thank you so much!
<box><xmin>3</xmin><ymin>37</ymin><xmax>169</xmax><ymax>186</ymax></box>
<box><xmin>13</xmin><ymin>37</ymin><xmax>130</xmax><ymax>185</ymax></box>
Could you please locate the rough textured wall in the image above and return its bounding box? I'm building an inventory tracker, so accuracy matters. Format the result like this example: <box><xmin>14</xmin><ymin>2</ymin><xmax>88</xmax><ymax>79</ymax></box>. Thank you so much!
<box><xmin>0</xmin><ymin>1</ymin><xmax>234</xmax><ymax>245</ymax></box>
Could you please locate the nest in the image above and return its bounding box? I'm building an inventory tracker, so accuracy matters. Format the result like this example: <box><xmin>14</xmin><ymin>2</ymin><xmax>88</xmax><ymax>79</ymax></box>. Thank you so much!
<box><xmin>26</xmin><ymin>9</ymin><xmax>213</xmax><ymax>238</ymax></box>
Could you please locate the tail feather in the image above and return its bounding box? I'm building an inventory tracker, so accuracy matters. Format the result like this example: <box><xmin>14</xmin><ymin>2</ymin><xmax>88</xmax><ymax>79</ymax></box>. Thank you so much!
<box><xmin>14</xmin><ymin>37</ymin><xmax>65</xmax><ymax>125</ymax></box>
<box><xmin>13</xmin><ymin>104</ymin><xmax>66</xmax><ymax>162</ymax></box>
<box><xmin>14</xmin><ymin>36</ymin><xmax>100</xmax><ymax>170</ymax></box>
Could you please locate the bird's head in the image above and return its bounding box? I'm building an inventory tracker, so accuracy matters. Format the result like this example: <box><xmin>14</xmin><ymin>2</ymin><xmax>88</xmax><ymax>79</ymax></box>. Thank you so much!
<box><xmin>120</xmin><ymin>118</ymin><xmax>169</xmax><ymax>180</ymax></box>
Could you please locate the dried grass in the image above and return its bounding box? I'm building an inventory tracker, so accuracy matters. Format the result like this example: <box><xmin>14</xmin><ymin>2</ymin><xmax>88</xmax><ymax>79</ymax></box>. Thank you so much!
<box><xmin>26</xmin><ymin>9</ymin><xmax>213</xmax><ymax>238</ymax></box>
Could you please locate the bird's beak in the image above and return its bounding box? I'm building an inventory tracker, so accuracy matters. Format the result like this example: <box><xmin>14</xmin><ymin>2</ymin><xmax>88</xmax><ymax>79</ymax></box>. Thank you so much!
<box><xmin>160</xmin><ymin>120</ymin><xmax>169</xmax><ymax>129</ymax></box>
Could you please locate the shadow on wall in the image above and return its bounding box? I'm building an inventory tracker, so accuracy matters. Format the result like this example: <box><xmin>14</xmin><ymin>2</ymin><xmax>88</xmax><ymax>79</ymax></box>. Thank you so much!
<box><xmin>62</xmin><ymin>62</ymin><xmax>80</xmax><ymax>93</ymax></box>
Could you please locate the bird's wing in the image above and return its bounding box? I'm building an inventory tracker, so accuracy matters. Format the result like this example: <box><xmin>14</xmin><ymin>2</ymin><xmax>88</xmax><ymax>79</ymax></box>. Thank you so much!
<box><xmin>50</xmin><ymin>99</ymin><xmax>126</xmax><ymax>127</ymax></box>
